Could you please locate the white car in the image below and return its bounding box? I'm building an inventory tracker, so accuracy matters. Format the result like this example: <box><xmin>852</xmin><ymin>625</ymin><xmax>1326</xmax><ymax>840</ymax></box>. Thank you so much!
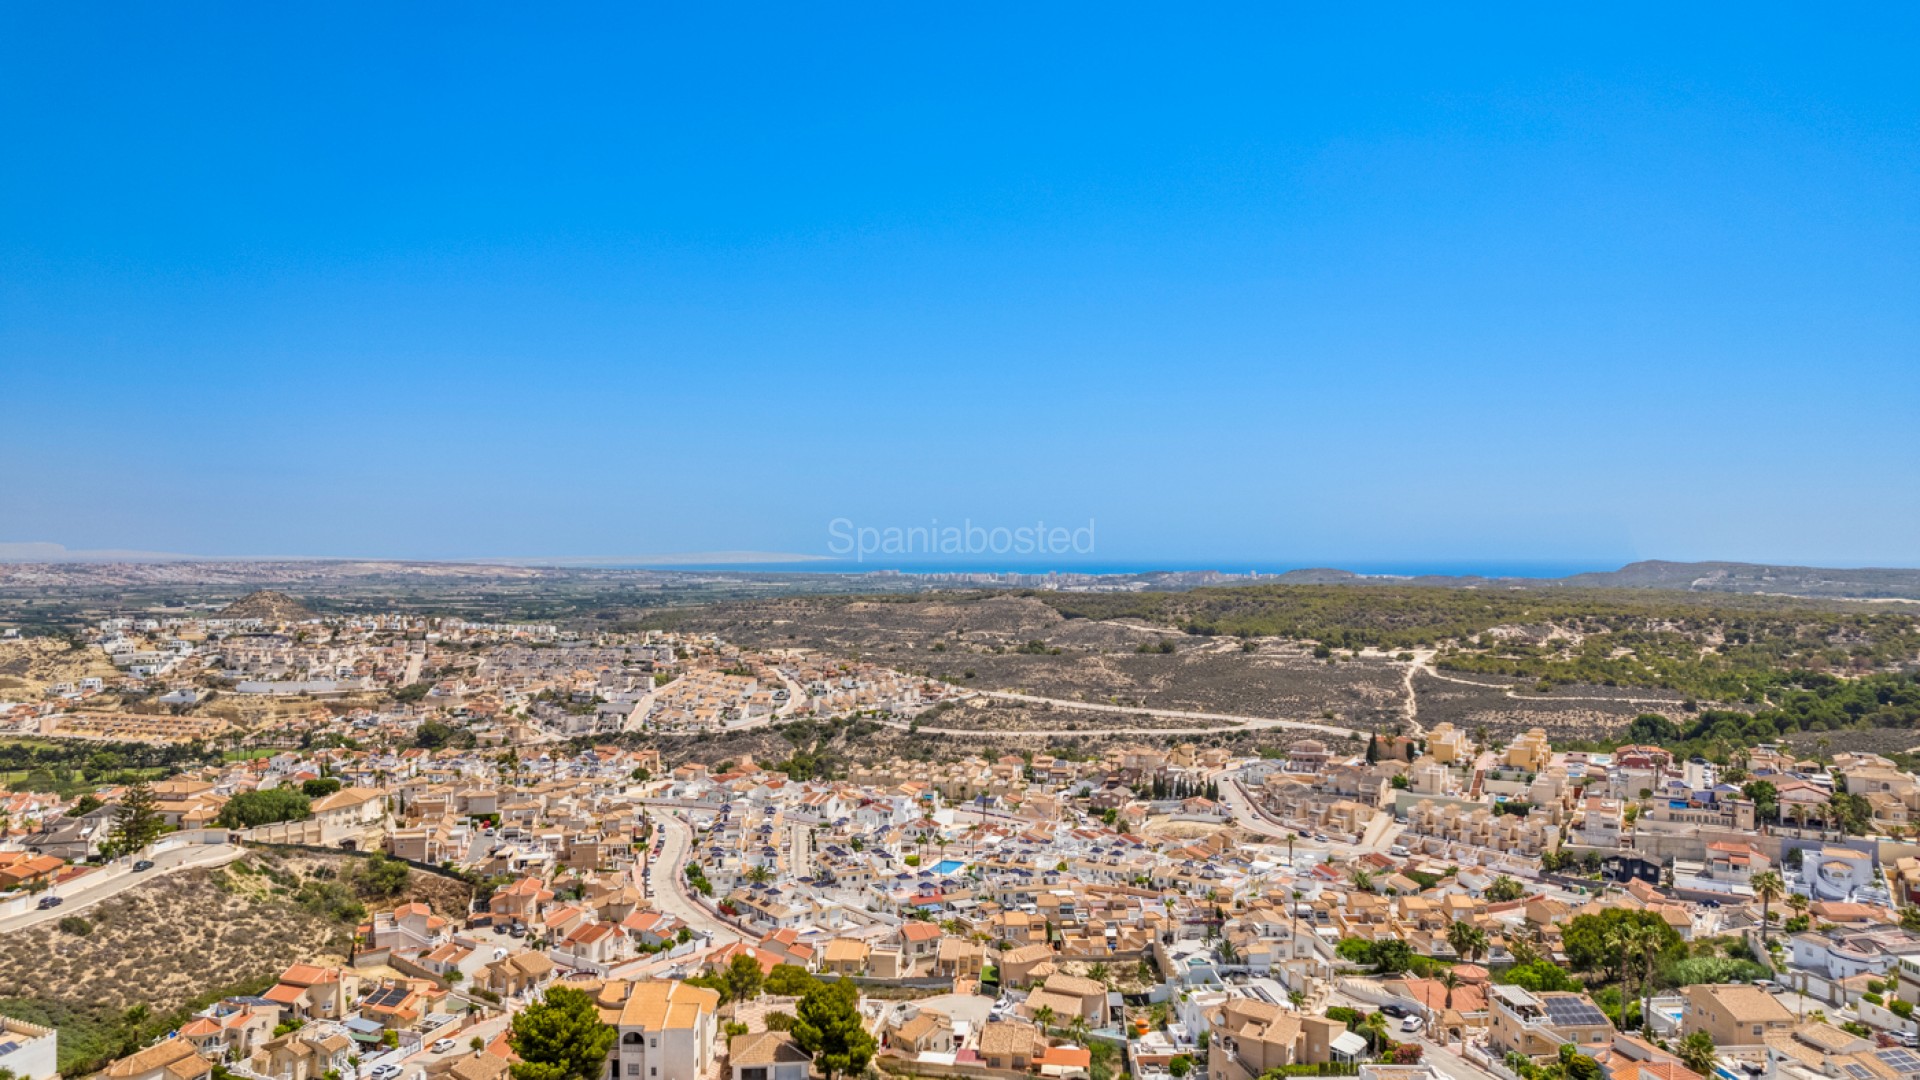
<box><xmin>430</xmin><ymin>1039</ymin><xmax>458</xmax><ymax>1054</ymax></box>
<box><xmin>370</xmin><ymin>1066</ymin><xmax>402</xmax><ymax>1080</ymax></box>
<box><xmin>1400</xmin><ymin>1016</ymin><xmax>1423</xmax><ymax>1033</ymax></box>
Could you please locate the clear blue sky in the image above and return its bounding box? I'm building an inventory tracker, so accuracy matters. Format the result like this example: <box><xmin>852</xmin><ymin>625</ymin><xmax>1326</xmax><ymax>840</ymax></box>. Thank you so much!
<box><xmin>3</xmin><ymin>5</ymin><xmax>1916</xmax><ymax>569</ymax></box>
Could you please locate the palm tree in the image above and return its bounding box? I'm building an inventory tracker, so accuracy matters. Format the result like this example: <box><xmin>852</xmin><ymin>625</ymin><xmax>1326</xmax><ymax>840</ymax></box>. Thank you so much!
<box><xmin>1614</xmin><ymin>923</ymin><xmax>1659</xmax><ymax>1030</ymax></box>
<box><xmin>1605</xmin><ymin>925</ymin><xmax>1634</xmax><ymax>1026</ymax></box>
<box><xmin>1635</xmin><ymin>926</ymin><xmax>1664</xmax><ymax>1034</ymax></box>
<box><xmin>1087</xmin><ymin>962</ymin><xmax>1112</xmax><ymax>988</ymax></box>
<box><xmin>1439</xmin><ymin>970</ymin><xmax>1461</xmax><ymax>1011</ymax></box>
<box><xmin>1447</xmin><ymin>920</ymin><xmax>1488</xmax><ymax>964</ymax></box>
<box><xmin>1788</xmin><ymin>893</ymin><xmax>1810</xmax><ymax>923</ymax></box>
<box><xmin>1506</xmin><ymin>931</ymin><xmax>1541</xmax><ymax>967</ymax></box>
<box><xmin>1033</xmin><ymin>1004</ymin><xmax>1056</xmax><ymax>1032</ymax></box>
<box><xmin>1752</xmin><ymin>871</ymin><xmax>1786</xmax><ymax>941</ymax></box>
<box><xmin>1349</xmin><ymin>867</ymin><xmax>1373</xmax><ymax>892</ymax></box>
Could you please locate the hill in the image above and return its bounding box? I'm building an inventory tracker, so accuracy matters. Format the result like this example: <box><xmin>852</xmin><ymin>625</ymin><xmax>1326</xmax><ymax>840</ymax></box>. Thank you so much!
<box><xmin>218</xmin><ymin>589</ymin><xmax>315</xmax><ymax>620</ymax></box>
<box><xmin>1554</xmin><ymin>560</ymin><xmax>1920</xmax><ymax>600</ymax></box>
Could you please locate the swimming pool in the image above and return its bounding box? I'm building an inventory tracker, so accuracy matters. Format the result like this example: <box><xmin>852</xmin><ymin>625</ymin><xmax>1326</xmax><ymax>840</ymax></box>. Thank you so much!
<box><xmin>933</xmin><ymin>859</ymin><xmax>966</xmax><ymax>874</ymax></box>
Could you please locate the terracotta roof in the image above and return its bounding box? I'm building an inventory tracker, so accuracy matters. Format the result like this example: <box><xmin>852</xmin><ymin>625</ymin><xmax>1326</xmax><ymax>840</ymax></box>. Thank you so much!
<box><xmin>617</xmin><ymin>979</ymin><xmax>718</xmax><ymax>1031</ymax></box>
<box><xmin>729</xmin><ymin>1032</ymin><xmax>811</xmax><ymax>1067</ymax></box>
<box><xmin>105</xmin><ymin>1037</ymin><xmax>208</xmax><ymax>1080</ymax></box>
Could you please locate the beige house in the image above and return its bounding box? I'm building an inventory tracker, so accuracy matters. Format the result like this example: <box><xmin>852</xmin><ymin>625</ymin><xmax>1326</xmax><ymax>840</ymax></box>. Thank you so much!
<box><xmin>1207</xmin><ymin>998</ymin><xmax>1353</xmax><ymax>1080</ymax></box>
<box><xmin>603</xmin><ymin>978</ymin><xmax>721</xmax><ymax>1080</ymax></box>
<box><xmin>1000</xmin><ymin>942</ymin><xmax>1057</xmax><ymax>986</ymax></box>
<box><xmin>485</xmin><ymin>950</ymin><xmax>557</xmax><ymax>998</ymax></box>
<box><xmin>729</xmin><ymin>1033</ymin><xmax>811</xmax><ymax>1080</ymax></box>
<box><xmin>103</xmin><ymin>1038</ymin><xmax>213</xmax><ymax>1080</ymax></box>
<box><xmin>978</xmin><ymin>1021</ymin><xmax>1046</xmax><ymax>1071</ymax></box>
<box><xmin>248</xmin><ymin>1031</ymin><xmax>353</xmax><ymax>1080</ymax></box>
<box><xmin>1488</xmin><ymin>986</ymin><xmax>1612</xmax><ymax>1061</ymax></box>
<box><xmin>820</xmin><ymin>938</ymin><xmax>872</xmax><ymax>977</ymax></box>
<box><xmin>1681</xmin><ymin>984</ymin><xmax>1795</xmax><ymax>1049</ymax></box>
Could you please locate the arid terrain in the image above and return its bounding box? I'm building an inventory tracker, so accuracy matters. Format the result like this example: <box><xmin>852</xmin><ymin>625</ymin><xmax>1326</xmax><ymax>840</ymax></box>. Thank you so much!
<box><xmin>671</xmin><ymin>594</ymin><xmax>1728</xmax><ymax>742</ymax></box>
<box><xmin>0</xmin><ymin>638</ymin><xmax>119</xmax><ymax>699</ymax></box>
<box><xmin>0</xmin><ymin>850</ymin><xmax>471</xmax><ymax>1076</ymax></box>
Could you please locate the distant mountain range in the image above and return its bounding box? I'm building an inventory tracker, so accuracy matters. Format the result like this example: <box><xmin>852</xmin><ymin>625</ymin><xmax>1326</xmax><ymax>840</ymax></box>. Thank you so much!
<box><xmin>1247</xmin><ymin>560</ymin><xmax>1920</xmax><ymax>601</ymax></box>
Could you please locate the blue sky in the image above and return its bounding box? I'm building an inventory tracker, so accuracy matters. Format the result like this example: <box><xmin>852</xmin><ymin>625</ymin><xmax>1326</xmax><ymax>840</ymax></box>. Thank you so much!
<box><xmin>2</xmin><ymin>5</ymin><xmax>1916</xmax><ymax>569</ymax></box>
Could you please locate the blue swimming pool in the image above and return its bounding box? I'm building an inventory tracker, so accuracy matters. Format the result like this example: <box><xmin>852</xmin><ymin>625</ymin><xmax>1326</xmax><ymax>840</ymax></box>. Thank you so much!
<box><xmin>933</xmin><ymin>859</ymin><xmax>966</xmax><ymax>874</ymax></box>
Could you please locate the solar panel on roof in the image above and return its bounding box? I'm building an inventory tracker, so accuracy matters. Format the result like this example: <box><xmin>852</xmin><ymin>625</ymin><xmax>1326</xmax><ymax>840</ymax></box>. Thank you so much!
<box><xmin>364</xmin><ymin>987</ymin><xmax>410</xmax><ymax>1009</ymax></box>
<box><xmin>1877</xmin><ymin>1050</ymin><xmax>1920</xmax><ymax>1075</ymax></box>
<box><xmin>1846</xmin><ymin>1064</ymin><xmax>1876</xmax><ymax>1079</ymax></box>
<box><xmin>1542</xmin><ymin>998</ymin><xmax>1609</xmax><ymax>1028</ymax></box>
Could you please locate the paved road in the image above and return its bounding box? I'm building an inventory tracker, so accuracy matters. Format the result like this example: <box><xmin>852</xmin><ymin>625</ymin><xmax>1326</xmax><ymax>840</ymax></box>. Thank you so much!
<box><xmin>359</xmin><ymin>1014</ymin><xmax>512</xmax><ymax>1080</ymax></box>
<box><xmin>1417</xmin><ymin>1037</ymin><xmax>1504</xmax><ymax>1080</ymax></box>
<box><xmin>647</xmin><ymin>810</ymin><xmax>741</xmax><ymax>945</ymax></box>
<box><xmin>0</xmin><ymin>842</ymin><xmax>244</xmax><ymax>932</ymax></box>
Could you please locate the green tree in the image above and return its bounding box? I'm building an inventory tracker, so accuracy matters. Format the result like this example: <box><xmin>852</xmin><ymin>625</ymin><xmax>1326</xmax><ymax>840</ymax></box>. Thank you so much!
<box><xmin>1169</xmin><ymin>1056</ymin><xmax>1193</xmax><ymax>1079</ymax></box>
<box><xmin>1751</xmin><ymin>871</ymin><xmax>1786</xmax><ymax>942</ymax></box>
<box><xmin>1741</xmin><ymin>780</ymin><xmax>1779</xmax><ymax>823</ymax></box>
<box><xmin>71</xmin><ymin>793</ymin><xmax>105</xmax><ymax>815</ymax></box>
<box><xmin>765</xmin><ymin>964</ymin><xmax>818</xmax><ymax>997</ymax></box>
<box><xmin>214</xmin><ymin>788</ymin><xmax>312</xmax><ymax>829</ymax></box>
<box><xmin>302</xmin><ymin>777</ymin><xmax>343</xmax><ymax>798</ymax></box>
<box><xmin>107</xmin><ymin>779</ymin><xmax>166</xmax><ymax>856</ymax></box>
<box><xmin>1678</xmin><ymin>1031</ymin><xmax>1718</xmax><ymax>1077</ymax></box>
<box><xmin>1484</xmin><ymin>875</ymin><xmax>1526</xmax><ymax>903</ymax></box>
<box><xmin>721</xmin><ymin>953</ymin><xmax>765</xmax><ymax>1005</ymax></box>
<box><xmin>1563</xmin><ymin>909</ymin><xmax>1682</xmax><ymax>977</ymax></box>
<box><xmin>791</xmin><ymin>979</ymin><xmax>876</xmax><ymax>1080</ymax></box>
<box><xmin>356</xmin><ymin>853</ymin><xmax>411</xmax><ymax>898</ymax></box>
<box><xmin>508</xmin><ymin>986</ymin><xmax>617</xmax><ymax>1080</ymax></box>
<box><xmin>1368</xmin><ymin>939</ymin><xmax>1414</xmax><ymax>975</ymax></box>
<box><xmin>1447</xmin><ymin>920</ymin><xmax>1489</xmax><ymax>963</ymax></box>
<box><xmin>1561</xmin><ymin>1044</ymin><xmax>1602</xmax><ymax>1080</ymax></box>
<box><xmin>1501</xmin><ymin>960</ymin><xmax>1580</xmax><ymax>993</ymax></box>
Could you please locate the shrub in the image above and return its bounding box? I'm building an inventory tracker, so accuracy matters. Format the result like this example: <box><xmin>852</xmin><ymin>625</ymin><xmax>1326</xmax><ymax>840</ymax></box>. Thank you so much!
<box><xmin>57</xmin><ymin>915</ymin><xmax>92</xmax><ymax>936</ymax></box>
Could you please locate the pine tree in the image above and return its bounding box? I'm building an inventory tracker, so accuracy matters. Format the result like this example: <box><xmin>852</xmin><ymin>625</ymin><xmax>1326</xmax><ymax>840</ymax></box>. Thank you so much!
<box><xmin>508</xmin><ymin>986</ymin><xmax>616</xmax><ymax>1080</ymax></box>
<box><xmin>791</xmin><ymin>979</ymin><xmax>876</xmax><ymax>1080</ymax></box>
<box><xmin>1366</xmin><ymin>734</ymin><xmax>1380</xmax><ymax>764</ymax></box>
<box><xmin>107</xmin><ymin>779</ymin><xmax>165</xmax><ymax>857</ymax></box>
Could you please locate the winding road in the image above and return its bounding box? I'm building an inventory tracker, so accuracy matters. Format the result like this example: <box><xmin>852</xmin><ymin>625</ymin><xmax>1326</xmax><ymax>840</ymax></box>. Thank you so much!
<box><xmin>0</xmin><ymin>841</ymin><xmax>244</xmax><ymax>933</ymax></box>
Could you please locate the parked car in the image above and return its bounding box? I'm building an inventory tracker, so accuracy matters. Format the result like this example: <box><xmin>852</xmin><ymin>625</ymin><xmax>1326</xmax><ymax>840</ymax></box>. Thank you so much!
<box><xmin>1401</xmin><ymin>1016</ymin><xmax>1423</xmax><ymax>1033</ymax></box>
<box><xmin>430</xmin><ymin>1039</ymin><xmax>457</xmax><ymax>1054</ymax></box>
<box><xmin>1380</xmin><ymin>1004</ymin><xmax>1410</xmax><ymax>1019</ymax></box>
<box><xmin>37</xmin><ymin>895</ymin><xmax>63</xmax><ymax>909</ymax></box>
<box><xmin>371</xmin><ymin>1064</ymin><xmax>402</xmax><ymax>1079</ymax></box>
<box><xmin>132</xmin><ymin>859</ymin><xmax>155</xmax><ymax>871</ymax></box>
